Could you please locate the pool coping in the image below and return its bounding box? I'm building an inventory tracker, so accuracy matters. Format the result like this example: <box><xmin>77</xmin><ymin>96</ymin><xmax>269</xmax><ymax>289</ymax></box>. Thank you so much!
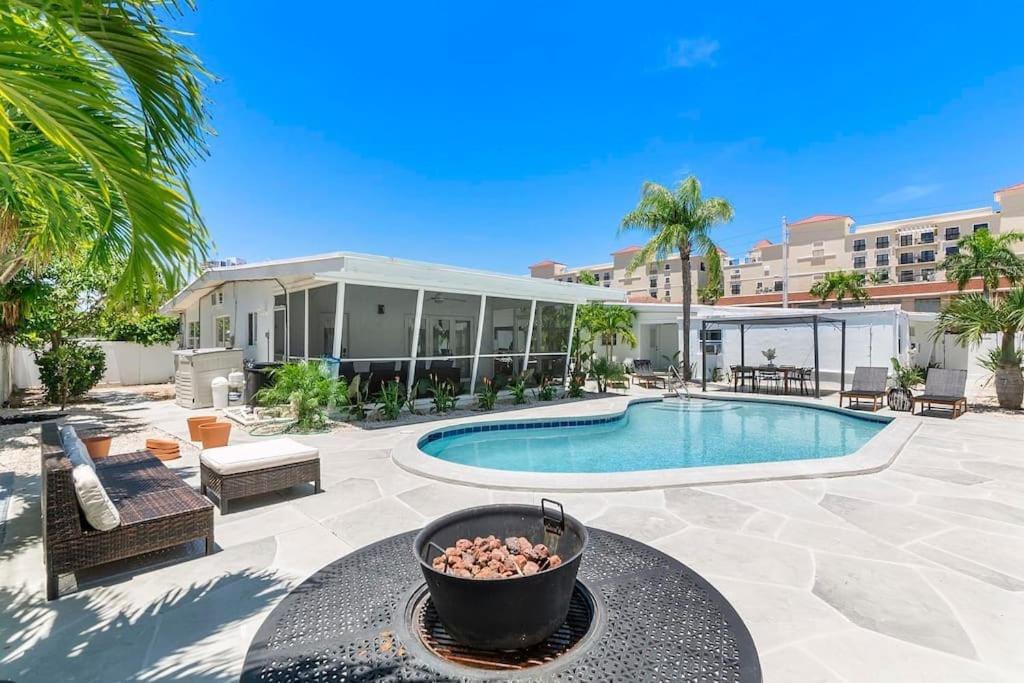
<box><xmin>390</xmin><ymin>393</ymin><xmax>922</xmax><ymax>491</ymax></box>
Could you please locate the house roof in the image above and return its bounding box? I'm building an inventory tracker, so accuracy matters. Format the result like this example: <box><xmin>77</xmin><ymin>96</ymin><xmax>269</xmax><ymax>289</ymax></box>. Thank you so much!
<box><xmin>996</xmin><ymin>182</ymin><xmax>1024</xmax><ymax>196</ymax></box>
<box><xmin>162</xmin><ymin>251</ymin><xmax>626</xmax><ymax>313</ymax></box>
<box><xmin>529</xmin><ymin>259</ymin><xmax>563</xmax><ymax>268</ymax></box>
<box><xmin>789</xmin><ymin>214</ymin><xmax>850</xmax><ymax>226</ymax></box>
<box><xmin>752</xmin><ymin>239</ymin><xmax>772</xmax><ymax>248</ymax></box>
<box><xmin>612</xmin><ymin>245</ymin><xmax>642</xmax><ymax>255</ymax></box>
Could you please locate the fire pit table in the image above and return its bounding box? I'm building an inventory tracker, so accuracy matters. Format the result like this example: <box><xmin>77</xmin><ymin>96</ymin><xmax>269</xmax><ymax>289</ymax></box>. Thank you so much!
<box><xmin>241</xmin><ymin>528</ymin><xmax>761</xmax><ymax>682</ymax></box>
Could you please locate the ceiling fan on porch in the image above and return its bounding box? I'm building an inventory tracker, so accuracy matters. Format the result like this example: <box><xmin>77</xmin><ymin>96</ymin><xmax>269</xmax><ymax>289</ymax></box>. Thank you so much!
<box><xmin>428</xmin><ymin>292</ymin><xmax>467</xmax><ymax>304</ymax></box>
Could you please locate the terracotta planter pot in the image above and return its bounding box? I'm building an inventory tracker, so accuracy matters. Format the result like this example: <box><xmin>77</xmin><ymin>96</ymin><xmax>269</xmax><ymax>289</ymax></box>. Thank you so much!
<box><xmin>187</xmin><ymin>416</ymin><xmax>218</xmax><ymax>441</ymax></box>
<box><xmin>198</xmin><ymin>421</ymin><xmax>231</xmax><ymax>449</ymax></box>
<box><xmin>81</xmin><ymin>435</ymin><xmax>112</xmax><ymax>459</ymax></box>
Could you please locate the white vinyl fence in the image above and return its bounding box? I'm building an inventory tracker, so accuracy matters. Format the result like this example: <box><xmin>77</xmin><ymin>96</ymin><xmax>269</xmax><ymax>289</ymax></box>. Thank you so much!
<box><xmin>11</xmin><ymin>341</ymin><xmax>175</xmax><ymax>390</ymax></box>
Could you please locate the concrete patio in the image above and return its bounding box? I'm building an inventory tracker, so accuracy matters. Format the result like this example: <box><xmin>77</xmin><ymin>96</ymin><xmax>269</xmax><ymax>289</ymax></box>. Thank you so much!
<box><xmin>2</xmin><ymin>390</ymin><xmax>1023</xmax><ymax>682</ymax></box>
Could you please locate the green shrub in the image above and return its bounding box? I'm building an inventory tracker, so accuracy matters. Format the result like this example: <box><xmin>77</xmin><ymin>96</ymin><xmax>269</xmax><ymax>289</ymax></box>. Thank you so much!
<box><xmin>378</xmin><ymin>379</ymin><xmax>406</xmax><ymax>420</ymax></box>
<box><xmin>509</xmin><ymin>376</ymin><xmax>529</xmax><ymax>405</ymax></box>
<box><xmin>36</xmin><ymin>342</ymin><xmax>106</xmax><ymax>408</ymax></box>
<box><xmin>567</xmin><ymin>374</ymin><xmax>585</xmax><ymax>398</ymax></box>
<box><xmin>536</xmin><ymin>380</ymin><xmax>557</xmax><ymax>401</ymax></box>
<box><xmin>428</xmin><ymin>374</ymin><xmax>458</xmax><ymax>414</ymax></box>
<box><xmin>256</xmin><ymin>361</ymin><xmax>348</xmax><ymax>431</ymax></box>
<box><xmin>476</xmin><ymin>377</ymin><xmax>498</xmax><ymax>410</ymax></box>
<box><xmin>102</xmin><ymin>314</ymin><xmax>180</xmax><ymax>346</ymax></box>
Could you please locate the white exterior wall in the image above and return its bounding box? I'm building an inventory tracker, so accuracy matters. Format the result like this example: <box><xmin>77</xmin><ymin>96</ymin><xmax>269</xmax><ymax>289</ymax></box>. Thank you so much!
<box><xmin>184</xmin><ymin>281</ymin><xmax>279</xmax><ymax>362</ymax></box>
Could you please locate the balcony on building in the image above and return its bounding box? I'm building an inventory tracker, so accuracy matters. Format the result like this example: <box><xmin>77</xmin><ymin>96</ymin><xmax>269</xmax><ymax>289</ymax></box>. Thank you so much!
<box><xmin>944</xmin><ymin>226</ymin><xmax>961</xmax><ymax>241</ymax></box>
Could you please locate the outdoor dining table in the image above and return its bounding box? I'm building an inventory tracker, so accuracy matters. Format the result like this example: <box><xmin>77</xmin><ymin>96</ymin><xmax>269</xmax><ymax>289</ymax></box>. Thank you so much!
<box><xmin>732</xmin><ymin>365</ymin><xmax>807</xmax><ymax>395</ymax></box>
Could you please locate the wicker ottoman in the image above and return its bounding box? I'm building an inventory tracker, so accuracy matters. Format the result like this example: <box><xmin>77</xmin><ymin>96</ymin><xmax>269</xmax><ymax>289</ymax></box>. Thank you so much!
<box><xmin>200</xmin><ymin>438</ymin><xmax>321</xmax><ymax>514</ymax></box>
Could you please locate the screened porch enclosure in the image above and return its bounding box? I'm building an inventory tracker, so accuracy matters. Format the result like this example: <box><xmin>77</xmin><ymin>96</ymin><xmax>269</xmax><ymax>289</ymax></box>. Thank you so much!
<box><xmin>277</xmin><ymin>276</ymin><xmax>589</xmax><ymax>398</ymax></box>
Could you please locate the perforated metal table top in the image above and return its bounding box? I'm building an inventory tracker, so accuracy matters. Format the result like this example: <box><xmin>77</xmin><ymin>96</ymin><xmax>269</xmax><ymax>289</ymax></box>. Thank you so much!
<box><xmin>241</xmin><ymin>528</ymin><xmax>761</xmax><ymax>682</ymax></box>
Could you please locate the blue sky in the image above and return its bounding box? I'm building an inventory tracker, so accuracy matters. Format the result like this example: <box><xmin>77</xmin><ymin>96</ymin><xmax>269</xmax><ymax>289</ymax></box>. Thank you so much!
<box><xmin>178</xmin><ymin>2</ymin><xmax>1024</xmax><ymax>273</ymax></box>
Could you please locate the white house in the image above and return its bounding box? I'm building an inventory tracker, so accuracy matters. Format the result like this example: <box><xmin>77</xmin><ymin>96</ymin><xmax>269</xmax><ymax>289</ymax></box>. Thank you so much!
<box><xmin>161</xmin><ymin>252</ymin><xmax>624</xmax><ymax>395</ymax></box>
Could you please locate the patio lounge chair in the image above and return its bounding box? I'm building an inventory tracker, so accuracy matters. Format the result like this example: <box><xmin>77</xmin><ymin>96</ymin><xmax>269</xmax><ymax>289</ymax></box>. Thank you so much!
<box><xmin>42</xmin><ymin>424</ymin><xmax>214</xmax><ymax>600</ymax></box>
<box><xmin>839</xmin><ymin>366</ymin><xmax>889</xmax><ymax>411</ymax></box>
<box><xmin>912</xmin><ymin>368</ymin><xmax>968</xmax><ymax>418</ymax></box>
<box><xmin>631</xmin><ymin>359</ymin><xmax>665</xmax><ymax>389</ymax></box>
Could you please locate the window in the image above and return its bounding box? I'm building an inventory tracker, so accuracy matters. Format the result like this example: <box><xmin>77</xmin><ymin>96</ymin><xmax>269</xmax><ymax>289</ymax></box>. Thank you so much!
<box><xmin>699</xmin><ymin>329</ymin><xmax>723</xmax><ymax>341</ymax></box>
<box><xmin>649</xmin><ymin>290</ymin><xmax>658</xmax><ymax>298</ymax></box>
<box><xmin>915</xmin><ymin>298</ymin><xmax>942</xmax><ymax>313</ymax></box>
<box><xmin>665</xmin><ymin>263</ymin><xmax>671</xmax><ymax>270</ymax></box>
<box><xmin>876</xmin><ymin>253</ymin><xmax>889</xmax><ymax>266</ymax></box>
<box><xmin>919</xmin><ymin>231</ymin><xmax>935</xmax><ymax>244</ymax></box>
<box><xmin>921</xmin><ymin>268</ymin><xmax>935</xmax><ymax>281</ymax></box>
<box><xmin>918</xmin><ymin>250</ymin><xmax>935</xmax><ymax>263</ymax></box>
<box><xmin>215</xmin><ymin>315</ymin><xmax>231</xmax><ymax>347</ymax></box>
<box><xmin>853</xmin><ymin>256</ymin><xmax>866</xmax><ymax>269</ymax></box>
<box><xmin>773</xmin><ymin>280</ymin><xmax>784</xmax><ymax>292</ymax></box>
<box><xmin>211</xmin><ymin>290</ymin><xmax>224</xmax><ymax>306</ymax></box>
<box><xmin>755</xmin><ymin>282</ymin><xmax>764</xmax><ymax>292</ymax></box>
<box><xmin>730</xmin><ymin>283</ymin><xmax>741</xmax><ymax>295</ymax></box>
<box><xmin>875</xmin><ymin>235</ymin><xmax>890</xmax><ymax>249</ymax></box>
<box><xmin>852</xmin><ymin>239</ymin><xmax>866</xmax><ymax>252</ymax></box>
<box><xmin>899</xmin><ymin>270</ymin><xmax>914</xmax><ymax>283</ymax></box>
<box><xmin>273</xmin><ymin>293</ymin><xmax>286</xmax><ymax>307</ymax></box>
<box><xmin>187</xmin><ymin>321</ymin><xmax>200</xmax><ymax>348</ymax></box>
<box><xmin>945</xmin><ymin>227</ymin><xmax>960</xmax><ymax>241</ymax></box>
<box><xmin>900</xmin><ymin>253</ymin><xmax>914</xmax><ymax>265</ymax></box>
<box><xmin>900</xmin><ymin>234</ymin><xmax>913</xmax><ymax>247</ymax></box>
<box><xmin>650</xmin><ymin>277</ymin><xmax>657</xmax><ymax>288</ymax></box>
<box><xmin>699</xmin><ymin>262</ymin><xmax>705</xmax><ymax>271</ymax></box>
<box><xmin>945</xmin><ymin>245</ymin><xmax>959</xmax><ymax>256</ymax></box>
<box><xmin>603</xmin><ymin>272</ymin><xmax>611</xmax><ymax>280</ymax></box>
<box><xmin>247</xmin><ymin>312</ymin><xmax>257</xmax><ymax>346</ymax></box>
<box><xmin>875</xmin><ymin>270</ymin><xmax>889</xmax><ymax>282</ymax></box>
<box><xmin>664</xmin><ymin>276</ymin><xmax>671</xmax><ymax>286</ymax></box>
<box><xmin>973</xmin><ymin>223</ymin><xmax>989</xmax><ymax>233</ymax></box>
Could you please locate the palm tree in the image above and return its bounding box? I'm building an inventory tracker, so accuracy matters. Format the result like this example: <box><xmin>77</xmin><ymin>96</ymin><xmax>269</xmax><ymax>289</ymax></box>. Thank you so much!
<box><xmin>809</xmin><ymin>271</ymin><xmax>869</xmax><ymax>308</ymax></box>
<box><xmin>586</xmin><ymin>305</ymin><xmax>637</xmax><ymax>361</ymax></box>
<box><xmin>936</xmin><ymin>288</ymin><xmax>1024</xmax><ymax>409</ymax></box>
<box><xmin>620</xmin><ymin>176</ymin><xmax>734</xmax><ymax>380</ymax></box>
<box><xmin>0</xmin><ymin>1</ymin><xmax>211</xmax><ymax>299</ymax></box>
<box><xmin>940</xmin><ymin>231</ymin><xmax>1024</xmax><ymax>300</ymax></box>
<box><xmin>697</xmin><ymin>248</ymin><xmax>724</xmax><ymax>304</ymax></box>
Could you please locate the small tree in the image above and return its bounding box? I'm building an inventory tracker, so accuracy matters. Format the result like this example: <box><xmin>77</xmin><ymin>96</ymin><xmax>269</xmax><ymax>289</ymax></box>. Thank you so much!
<box><xmin>36</xmin><ymin>342</ymin><xmax>106</xmax><ymax>409</ymax></box>
<box><xmin>810</xmin><ymin>271</ymin><xmax>869</xmax><ymax>308</ymax></box>
<box><xmin>935</xmin><ymin>288</ymin><xmax>1024</xmax><ymax>409</ymax></box>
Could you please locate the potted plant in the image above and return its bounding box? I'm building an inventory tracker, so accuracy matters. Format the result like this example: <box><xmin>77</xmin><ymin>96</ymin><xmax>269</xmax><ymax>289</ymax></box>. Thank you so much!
<box><xmin>888</xmin><ymin>357</ymin><xmax>924</xmax><ymax>411</ymax></box>
<box><xmin>761</xmin><ymin>348</ymin><xmax>777</xmax><ymax>366</ymax></box>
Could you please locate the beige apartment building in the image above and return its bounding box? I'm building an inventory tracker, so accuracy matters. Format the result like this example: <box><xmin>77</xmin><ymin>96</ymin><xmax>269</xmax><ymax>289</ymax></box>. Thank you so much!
<box><xmin>529</xmin><ymin>246</ymin><xmax>715</xmax><ymax>303</ymax></box>
<box><xmin>530</xmin><ymin>181</ymin><xmax>1024</xmax><ymax>312</ymax></box>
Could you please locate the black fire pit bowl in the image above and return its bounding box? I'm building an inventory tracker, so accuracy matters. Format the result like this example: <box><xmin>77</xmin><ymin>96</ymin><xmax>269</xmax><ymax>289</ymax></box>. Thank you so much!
<box><xmin>414</xmin><ymin>500</ymin><xmax>588</xmax><ymax>650</ymax></box>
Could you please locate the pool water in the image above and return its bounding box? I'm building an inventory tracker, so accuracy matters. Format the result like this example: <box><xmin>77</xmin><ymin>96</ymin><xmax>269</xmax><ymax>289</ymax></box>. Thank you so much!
<box><xmin>419</xmin><ymin>399</ymin><xmax>887</xmax><ymax>473</ymax></box>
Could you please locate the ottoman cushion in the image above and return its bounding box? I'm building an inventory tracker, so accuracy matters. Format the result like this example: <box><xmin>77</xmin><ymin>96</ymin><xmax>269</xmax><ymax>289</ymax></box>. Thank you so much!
<box><xmin>200</xmin><ymin>438</ymin><xmax>319</xmax><ymax>476</ymax></box>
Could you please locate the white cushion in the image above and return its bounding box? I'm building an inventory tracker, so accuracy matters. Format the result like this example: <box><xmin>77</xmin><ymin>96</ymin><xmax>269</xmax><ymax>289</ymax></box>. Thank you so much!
<box><xmin>200</xmin><ymin>438</ymin><xmax>319</xmax><ymax>476</ymax></box>
<box><xmin>71</xmin><ymin>464</ymin><xmax>120</xmax><ymax>531</ymax></box>
<box><xmin>59</xmin><ymin>425</ymin><xmax>94</xmax><ymax>470</ymax></box>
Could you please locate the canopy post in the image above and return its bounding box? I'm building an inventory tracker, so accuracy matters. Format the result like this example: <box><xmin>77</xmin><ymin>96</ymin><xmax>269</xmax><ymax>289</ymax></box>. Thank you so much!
<box><xmin>740</xmin><ymin>323</ymin><xmax>745</xmax><ymax>366</ymax></box>
<box><xmin>840</xmin><ymin>319</ymin><xmax>847</xmax><ymax>392</ymax></box>
<box><xmin>813</xmin><ymin>316</ymin><xmax>820</xmax><ymax>398</ymax></box>
<box><xmin>701</xmin><ymin>320</ymin><xmax>708</xmax><ymax>392</ymax></box>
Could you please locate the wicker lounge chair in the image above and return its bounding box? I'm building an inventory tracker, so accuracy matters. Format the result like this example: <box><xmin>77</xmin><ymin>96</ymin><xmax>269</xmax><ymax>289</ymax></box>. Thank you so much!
<box><xmin>912</xmin><ymin>368</ymin><xmax>968</xmax><ymax>418</ymax></box>
<box><xmin>42</xmin><ymin>423</ymin><xmax>214</xmax><ymax>600</ymax></box>
<box><xmin>839</xmin><ymin>366</ymin><xmax>889</xmax><ymax>411</ymax></box>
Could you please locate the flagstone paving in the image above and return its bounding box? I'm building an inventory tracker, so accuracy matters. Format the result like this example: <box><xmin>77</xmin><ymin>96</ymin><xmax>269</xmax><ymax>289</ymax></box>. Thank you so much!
<box><xmin>1</xmin><ymin>391</ymin><xmax>1023</xmax><ymax>681</ymax></box>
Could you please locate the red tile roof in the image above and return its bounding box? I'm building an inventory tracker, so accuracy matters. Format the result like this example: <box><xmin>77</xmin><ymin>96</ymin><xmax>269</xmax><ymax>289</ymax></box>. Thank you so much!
<box><xmin>612</xmin><ymin>245</ymin><xmax>642</xmax><ymax>254</ymax></box>
<box><xmin>752</xmin><ymin>239</ymin><xmax>772</xmax><ymax>248</ymax></box>
<box><xmin>788</xmin><ymin>214</ymin><xmax>850</xmax><ymax>226</ymax></box>
<box><xmin>529</xmin><ymin>259</ymin><xmax>563</xmax><ymax>268</ymax></box>
<box><xmin>996</xmin><ymin>182</ymin><xmax>1024</xmax><ymax>195</ymax></box>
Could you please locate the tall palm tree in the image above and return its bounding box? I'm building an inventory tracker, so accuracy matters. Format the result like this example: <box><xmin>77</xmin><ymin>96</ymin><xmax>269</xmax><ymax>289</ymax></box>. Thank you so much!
<box><xmin>940</xmin><ymin>231</ymin><xmax>1024</xmax><ymax>300</ymax></box>
<box><xmin>698</xmin><ymin>248</ymin><xmax>724</xmax><ymax>304</ymax></box>
<box><xmin>620</xmin><ymin>176</ymin><xmax>734</xmax><ymax>380</ymax></box>
<box><xmin>586</xmin><ymin>305</ymin><xmax>637</xmax><ymax>361</ymax></box>
<box><xmin>809</xmin><ymin>271</ymin><xmax>869</xmax><ymax>308</ymax></box>
<box><xmin>0</xmin><ymin>1</ymin><xmax>211</xmax><ymax>300</ymax></box>
<box><xmin>936</xmin><ymin>288</ymin><xmax>1024</xmax><ymax>409</ymax></box>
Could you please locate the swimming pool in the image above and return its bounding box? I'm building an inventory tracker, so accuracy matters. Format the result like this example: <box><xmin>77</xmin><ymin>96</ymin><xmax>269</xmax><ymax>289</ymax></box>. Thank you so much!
<box><xmin>418</xmin><ymin>399</ymin><xmax>888</xmax><ymax>473</ymax></box>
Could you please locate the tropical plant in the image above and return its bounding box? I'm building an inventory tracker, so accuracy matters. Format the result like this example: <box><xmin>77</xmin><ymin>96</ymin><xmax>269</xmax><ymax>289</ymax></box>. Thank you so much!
<box><xmin>567</xmin><ymin>373</ymin><xmax>585</xmax><ymax>398</ymax></box>
<box><xmin>698</xmin><ymin>248</ymin><xmax>724</xmax><ymax>304</ymax></box>
<box><xmin>508</xmin><ymin>376</ymin><xmax>529</xmax><ymax>405</ymax></box>
<box><xmin>761</xmin><ymin>348</ymin><xmax>777</xmax><ymax>364</ymax></box>
<box><xmin>809</xmin><ymin>271</ymin><xmax>869</xmax><ymax>308</ymax></box>
<box><xmin>620</xmin><ymin>176</ymin><xmax>734</xmax><ymax>380</ymax></box>
<box><xmin>590</xmin><ymin>357</ymin><xmax>626</xmax><ymax>393</ymax></box>
<box><xmin>890</xmin><ymin>357</ymin><xmax>924</xmax><ymax>390</ymax></box>
<box><xmin>427</xmin><ymin>374</ymin><xmax>458</xmax><ymax>413</ymax></box>
<box><xmin>661</xmin><ymin>350</ymin><xmax>681</xmax><ymax>371</ymax></box>
<box><xmin>536</xmin><ymin>380</ymin><xmax>557</xmax><ymax>401</ymax></box>
<box><xmin>577</xmin><ymin>270</ymin><xmax>599</xmax><ymax>286</ymax></box>
<box><xmin>377</xmin><ymin>378</ymin><xmax>405</xmax><ymax>420</ymax></box>
<box><xmin>36</xmin><ymin>341</ymin><xmax>106</xmax><ymax>408</ymax></box>
<box><xmin>100</xmin><ymin>313</ymin><xmax>180</xmax><ymax>346</ymax></box>
<box><xmin>346</xmin><ymin>375</ymin><xmax>370</xmax><ymax>420</ymax></box>
<box><xmin>255</xmin><ymin>361</ymin><xmax>348</xmax><ymax>431</ymax></box>
<box><xmin>935</xmin><ymin>288</ymin><xmax>1024</xmax><ymax>409</ymax></box>
<box><xmin>867</xmin><ymin>270</ymin><xmax>889</xmax><ymax>286</ymax></box>
<box><xmin>0</xmin><ymin>1</ymin><xmax>212</xmax><ymax>298</ymax></box>
<box><xmin>940</xmin><ymin>231</ymin><xmax>1024</xmax><ymax>300</ymax></box>
<box><xmin>584</xmin><ymin>304</ymin><xmax>637</xmax><ymax>360</ymax></box>
<box><xmin>476</xmin><ymin>377</ymin><xmax>498</xmax><ymax>410</ymax></box>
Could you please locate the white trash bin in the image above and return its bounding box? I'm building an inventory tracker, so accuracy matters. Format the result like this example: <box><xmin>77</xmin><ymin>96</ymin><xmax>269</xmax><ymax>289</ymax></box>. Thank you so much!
<box><xmin>211</xmin><ymin>376</ymin><xmax>230</xmax><ymax>409</ymax></box>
